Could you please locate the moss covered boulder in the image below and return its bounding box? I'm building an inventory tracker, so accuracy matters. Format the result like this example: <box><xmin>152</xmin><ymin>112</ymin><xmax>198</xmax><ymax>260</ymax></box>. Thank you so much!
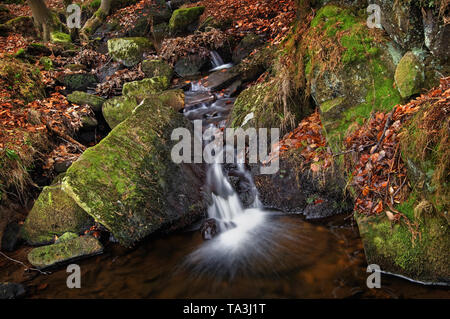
<box><xmin>61</xmin><ymin>96</ymin><xmax>206</xmax><ymax>246</ymax></box>
<box><xmin>27</xmin><ymin>235</ymin><xmax>103</xmax><ymax>269</ymax></box>
<box><xmin>305</xmin><ymin>5</ymin><xmax>402</xmax><ymax>153</ymax></box>
<box><xmin>174</xmin><ymin>54</ymin><xmax>208</xmax><ymax>77</ymax></box>
<box><xmin>21</xmin><ymin>183</ymin><xmax>93</xmax><ymax>246</ymax></box>
<box><xmin>169</xmin><ymin>6</ymin><xmax>205</xmax><ymax>33</ymax></box>
<box><xmin>142</xmin><ymin>59</ymin><xmax>173</xmax><ymax>80</ymax></box>
<box><xmin>394</xmin><ymin>52</ymin><xmax>424</xmax><ymax>98</ymax></box>
<box><xmin>67</xmin><ymin>91</ymin><xmax>105</xmax><ymax>112</ymax></box>
<box><xmin>122</xmin><ymin>76</ymin><xmax>169</xmax><ymax>100</ymax></box>
<box><xmin>356</xmin><ymin>212</ymin><xmax>449</xmax><ymax>284</ymax></box>
<box><xmin>102</xmin><ymin>95</ymin><xmax>138</xmax><ymax>129</ymax></box>
<box><xmin>107</xmin><ymin>37</ymin><xmax>154</xmax><ymax>67</ymax></box>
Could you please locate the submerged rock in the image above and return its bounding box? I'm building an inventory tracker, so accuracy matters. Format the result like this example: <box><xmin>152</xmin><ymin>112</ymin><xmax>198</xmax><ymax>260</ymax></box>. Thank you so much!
<box><xmin>0</xmin><ymin>283</ymin><xmax>25</xmax><ymax>299</ymax></box>
<box><xmin>169</xmin><ymin>6</ymin><xmax>205</xmax><ymax>33</ymax></box>
<box><xmin>67</xmin><ymin>91</ymin><xmax>105</xmax><ymax>112</ymax></box>
<box><xmin>142</xmin><ymin>59</ymin><xmax>173</xmax><ymax>80</ymax></box>
<box><xmin>394</xmin><ymin>52</ymin><xmax>424</xmax><ymax>98</ymax></box>
<box><xmin>200</xmin><ymin>68</ymin><xmax>240</xmax><ymax>91</ymax></box>
<box><xmin>21</xmin><ymin>182</ymin><xmax>93</xmax><ymax>246</ymax></box>
<box><xmin>107</xmin><ymin>37</ymin><xmax>154</xmax><ymax>67</ymax></box>
<box><xmin>62</xmin><ymin>96</ymin><xmax>206</xmax><ymax>246</ymax></box>
<box><xmin>27</xmin><ymin>235</ymin><xmax>103</xmax><ymax>269</ymax></box>
<box><xmin>201</xmin><ymin>218</ymin><xmax>218</xmax><ymax>240</ymax></box>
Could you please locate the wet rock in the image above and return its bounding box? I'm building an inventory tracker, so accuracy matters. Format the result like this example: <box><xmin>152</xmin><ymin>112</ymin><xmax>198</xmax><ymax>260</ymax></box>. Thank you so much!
<box><xmin>142</xmin><ymin>59</ymin><xmax>173</xmax><ymax>80</ymax></box>
<box><xmin>61</xmin><ymin>96</ymin><xmax>206</xmax><ymax>246</ymax></box>
<box><xmin>422</xmin><ymin>8</ymin><xmax>450</xmax><ymax>64</ymax></box>
<box><xmin>27</xmin><ymin>235</ymin><xmax>103</xmax><ymax>269</ymax></box>
<box><xmin>107</xmin><ymin>37</ymin><xmax>154</xmax><ymax>67</ymax></box>
<box><xmin>394</xmin><ymin>51</ymin><xmax>424</xmax><ymax>98</ymax></box>
<box><xmin>21</xmin><ymin>181</ymin><xmax>93</xmax><ymax>246</ymax></box>
<box><xmin>373</xmin><ymin>0</ymin><xmax>424</xmax><ymax>50</ymax></box>
<box><xmin>169</xmin><ymin>6</ymin><xmax>205</xmax><ymax>33</ymax></box>
<box><xmin>1</xmin><ymin>222</ymin><xmax>20</xmax><ymax>251</ymax></box>
<box><xmin>122</xmin><ymin>76</ymin><xmax>169</xmax><ymax>101</ymax></box>
<box><xmin>0</xmin><ymin>283</ymin><xmax>25</xmax><ymax>299</ymax></box>
<box><xmin>232</xmin><ymin>33</ymin><xmax>263</xmax><ymax>64</ymax></box>
<box><xmin>200</xmin><ymin>68</ymin><xmax>240</xmax><ymax>91</ymax></box>
<box><xmin>185</xmin><ymin>92</ymin><xmax>215</xmax><ymax>108</ymax></box>
<box><xmin>57</xmin><ymin>73</ymin><xmax>97</xmax><ymax>92</ymax></box>
<box><xmin>67</xmin><ymin>91</ymin><xmax>105</xmax><ymax>112</ymax></box>
<box><xmin>102</xmin><ymin>95</ymin><xmax>138</xmax><ymax>129</ymax></box>
<box><xmin>54</xmin><ymin>160</ymin><xmax>72</xmax><ymax>174</ymax></box>
<box><xmin>174</xmin><ymin>54</ymin><xmax>208</xmax><ymax>77</ymax></box>
<box><xmin>201</xmin><ymin>218</ymin><xmax>218</xmax><ymax>240</ymax></box>
<box><xmin>254</xmin><ymin>151</ymin><xmax>351</xmax><ymax>220</ymax></box>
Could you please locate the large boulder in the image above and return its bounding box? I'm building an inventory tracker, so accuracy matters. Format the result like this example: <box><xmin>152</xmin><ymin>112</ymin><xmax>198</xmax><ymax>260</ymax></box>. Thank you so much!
<box><xmin>57</xmin><ymin>73</ymin><xmax>97</xmax><ymax>91</ymax></box>
<box><xmin>67</xmin><ymin>91</ymin><xmax>105</xmax><ymax>112</ymax></box>
<box><xmin>122</xmin><ymin>76</ymin><xmax>169</xmax><ymax>100</ymax></box>
<box><xmin>102</xmin><ymin>95</ymin><xmax>138</xmax><ymax>129</ymax></box>
<box><xmin>107</xmin><ymin>37</ymin><xmax>154</xmax><ymax>67</ymax></box>
<box><xmin>394</xmin><ymin>51</ymin><xmax>424</xmax><ymax>98</ymax></box>
<box><xmin>305</xmin><ymin>5</ymin><xmax>402</xmax><ymax>153</ymax></box>
<box><xmin>27</xmin><ymin>235</ymin><xmax>103</xmax><ymax>269</ymax></box>
<box><xmin>61</xmin><ymin>95</ymin><xmax>206</xmax><ymax>246</ymax></box>
<box><xmin>21</xmin><ymin>182</ymin><xmax>93</xmax><ymax>246</ymax></box>
<box><xmin>169</xmin><ymin>6</ymin><xmax>205</xmax><ymax>33</ymax></box>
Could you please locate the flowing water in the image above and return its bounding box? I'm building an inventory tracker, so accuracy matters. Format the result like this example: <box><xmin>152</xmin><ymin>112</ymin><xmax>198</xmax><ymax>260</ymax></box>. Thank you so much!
<box><xmin>0</xmin><ymin>54</ymin><xmax>448</xmax><ymax>299</ymax></box>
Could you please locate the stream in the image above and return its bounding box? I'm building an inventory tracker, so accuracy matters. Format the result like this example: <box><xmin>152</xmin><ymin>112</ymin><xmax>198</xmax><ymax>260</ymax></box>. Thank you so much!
<box><xmin>1</xmin><ymin>52</ymin><xmax>448</xmax><ymax>299</ymax></box>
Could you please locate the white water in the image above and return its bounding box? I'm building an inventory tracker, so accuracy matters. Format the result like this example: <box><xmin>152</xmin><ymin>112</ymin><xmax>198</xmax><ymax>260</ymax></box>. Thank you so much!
<box><xmin>210</xmin><ymin>51</ymin><xmax>233</xmax><ymax>72</ymax></box>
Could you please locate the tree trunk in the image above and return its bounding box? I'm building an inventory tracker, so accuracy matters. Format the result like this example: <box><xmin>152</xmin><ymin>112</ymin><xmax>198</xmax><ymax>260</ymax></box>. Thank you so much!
<box><xmin>80</xmin><ymin>0</ymin><xmax>112</xmax><ymax>39</ymax></box>
<box><xmin>27</xmin><ymin>0</ymin><xmax>52</xmax><ymax>41</ymax></box>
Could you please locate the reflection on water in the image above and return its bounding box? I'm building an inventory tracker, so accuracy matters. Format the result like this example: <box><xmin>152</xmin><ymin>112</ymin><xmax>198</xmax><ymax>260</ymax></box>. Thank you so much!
<box><xmin>1</xmin><ymin>214</ymin><xmax>448</xmax><ymax>299</ymax></box>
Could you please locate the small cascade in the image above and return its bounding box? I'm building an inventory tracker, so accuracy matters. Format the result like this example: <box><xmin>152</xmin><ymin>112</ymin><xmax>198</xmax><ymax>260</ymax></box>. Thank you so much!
<box><xmin>210</xmin><ymin>51</ymin><xmax>233</xmax><ymax>72</ymax></box>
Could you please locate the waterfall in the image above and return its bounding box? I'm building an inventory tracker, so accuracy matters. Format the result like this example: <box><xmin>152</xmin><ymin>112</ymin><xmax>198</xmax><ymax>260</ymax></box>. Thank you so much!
<box><xmin>210</xmin><ymin>51</ymin><xmax>233</xmax><ymax>72</ymax></box>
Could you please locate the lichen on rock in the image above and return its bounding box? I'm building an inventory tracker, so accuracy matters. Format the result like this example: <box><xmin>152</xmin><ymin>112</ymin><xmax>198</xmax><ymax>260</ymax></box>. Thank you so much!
<box><xmin>107</xmin><ymin>37</ymin><xmax>154</xmax><ymax>67</ymax></box>
<box><xmin>395</xmin><ymin>51</ymin><xmax>425</xmax><ymax>98</ymax></box>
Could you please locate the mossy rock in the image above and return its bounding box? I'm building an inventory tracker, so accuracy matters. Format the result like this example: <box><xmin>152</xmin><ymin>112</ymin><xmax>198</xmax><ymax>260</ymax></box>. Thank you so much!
<box><xmin>61</xmin><ymin>97</ymin><xmax>206</xmax><ymax>246</ymax></box>
<box><xmin>102</xmin><ymin>95</ymin><xmax>138</xmax><ymax>129</ymax></box>
<box><xmin>174</xmin><ymin>54</ymin><xmax>208</xmax><ymax>77</ymax></box>
<box><xmin>0</xmin><ymin>56</ymin><xmax>44</xmax><ymax>103</ymax></box>
<box><xmin>67</xmin><ymin>91</ymin><xmax>105</xmax><ymax>112</ymax></box>
<box><xmin>394</xmin><ymin>51</ymin><xmax>424</xmax><ymax>98</ymax></box>
<box><xmin>142</xmin><ymin>59</ymin><xmax>173</xmax><ymax>80</ymax></box>
<box><xmin>107</xmin><ymin>37</ymin><xmax>154</xmax><ymax>67</ymax></box>
<box><xmin>356</xmin><ymin>211</ymin><xmax>450</xmax><ymax>284</ymax></box>
<box><xmin>169</xmin><ymin>6</ymin><xmax>205</xmax><ymax>33</ymax></box>
<box><xmin>122</xmin><ymin>76</ymin><xmax>169</xmax><ymax>101</ymax></box>
<box><xmin>58</xmin><ymin>73</ymin><xmax>97</xmax><ymax>92</ymax></box>
<box><xmin>5</xmin><ymin>16</ymin><xmax>35</xmax><ymax>36</ymax></box>
<box><xmin>21</xmin><ymin>183</ymin><xmax>93</xmax><ymax>246</ymax></box>
<box><xmin>39</xmin><ymin>57</ymin><xmax>53</xmax><ymax>71</ymax></box>
<box><xmin>27</xmin><ymin>235</ymin><xmax>103</xmax><ymax>269</ymax></box>
<box><xmin>50</xmin><ymin>31</ymin><xmax>71</xmax><ymax>44</ymax></box>
<box><xmin>306</xmin><ymin>5</ymin><xmax>402</xmax><ymax>153</ymax></box>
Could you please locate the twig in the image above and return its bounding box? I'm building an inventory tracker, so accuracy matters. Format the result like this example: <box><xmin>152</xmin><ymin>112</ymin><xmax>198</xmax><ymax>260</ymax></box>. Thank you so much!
<box><xmin>333</xmin><ymin>143</ymin><xmax>376</xmax><ymax>157</ymax></box>
<box><xmin>0</xmin><ymin>251</ymin><xmax>50</xmax><ymax>275</ymax></box>
<box><xmin>46</xmin><ymin>122</ymin><xmax>86</xmax><ymax>152</ymax></box>
<box><xmin>392</xmin><ymin>177</ymin><xmax>407</xmax><ymax>199</ymax></box>
<box><xmin>370</xmin><ymin>108</ymin><xmax>395</xmax><ymax>154</ymax></box>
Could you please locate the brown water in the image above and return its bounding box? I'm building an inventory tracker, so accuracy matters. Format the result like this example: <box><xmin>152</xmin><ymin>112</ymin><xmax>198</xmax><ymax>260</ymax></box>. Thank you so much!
<box><xmin>1</xmin><ymin>214</ymin><xmax>448</xmax><ymax>299</ymax></box>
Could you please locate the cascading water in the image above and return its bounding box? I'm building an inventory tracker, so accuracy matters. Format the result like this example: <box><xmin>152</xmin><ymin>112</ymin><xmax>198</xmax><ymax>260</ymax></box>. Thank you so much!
<box><xmin>210</xmin><ymin>51</ymin><xmax>234</xmax><ymax>72</ymax></box>
<box><xmin>180</xmin><ymin>53</ymin><xmax>316</xmax><ymax>279</ymax></box>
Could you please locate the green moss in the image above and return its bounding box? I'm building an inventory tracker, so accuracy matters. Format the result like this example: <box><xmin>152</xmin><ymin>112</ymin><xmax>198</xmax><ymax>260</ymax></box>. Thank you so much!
<box><xmin>395</xmin><ymin>52</ymin><xmax>424</xmax><ymax>98</ymax></box>
<box><xmin>102</xmin><ymin>95</ymin><xmax>138</xmax><ymax>129</ymax></box>
<box><xmin>122</xmin><ymin>76</ymin><xmax>169</xmax><ymax>100</ymax></box>
<box><xmin>50</xmin><ymin>31</ymin><xmax>71</xmax><ymax>44</ymax></box>
<box><xmin>107</xmin><ymin>37</ymin><xmax>153</xmax><ymax>67</ymax></box>
<box><xmin>169</xmin><ymin>6</ymin><xmax>205</xmax><ymax>33</ymax></box>
<box><xmin>67</xmin><ymin>91</ymin><xmax>105</xmax><ymax>112</ymax></box>
<box><xmin>39</xmin><ymin>56</ymin><xmax>53</xmax><ymax>71</ymax></box>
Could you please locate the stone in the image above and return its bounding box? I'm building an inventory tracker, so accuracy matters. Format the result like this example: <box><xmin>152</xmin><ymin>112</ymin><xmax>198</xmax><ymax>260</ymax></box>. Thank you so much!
<box><xmin>57</xmin><ymin>73</ymin><xmax>97</xmax><ymax>92</ymax></box>
<box><xmin>395</xmin><ymin>51</ymin><xmax>424</xmax><ymax>98</ymax></box>
<box><xmin>201</xmin><ymin>218</ymin><xmax>218</xmax><ymax>240</ymax></box>
<box><xmin>27</xmin><ymin>235</ymin><xmax>103</xmax><ymax>269</ymax></box>
<box><xmin>122</xmin><ymin>76</ymin><xmax>169</xmax><ymax>101</ymax></box>
<box><xmin>185</xmin><ymin>92</ymin><xmax>215</xmax><ymax>108</ymax></box>
<box><xmin>232</xmin><ymin>33</ymin><xmax>263</xmax><ymax>64</ymax></box>
<box><xmin>142</xmin><ymin>59</ymin><xmax>173</xmax><ymax>80</ymax></box>
<box><xmin>200</xmin><ymin>68</ymin><xmax>240</xmax><ymax>91</ymax></box>
<box><xmin>55</xmin><ymin>232</ymin><xmax>78</xmax><ymax>243</ymax></box>
<box><xmin>107</xmin><ymin>37</ymin><xmax>154</xmax><ymax>67</ymax></box>
<box><xmin>174</xmin><ymin>54</ymin><xmax>208</xmax><ymax>77</ymax></box>
<box><xmin>61</xmin><ymin>97</ymin><xmax>206</xmax><ymax>246</ymax></box>
<box><xmin>0</xmin><ymin>283</ymin><xmax>25</xmax><ymax>299</ymax></box>
<box><xmin>102</xmin><ymin>95</ymin><xmax>138</xmax><ymax>129</ymax></box>
<box><xmin>169</xmin><ymin>6</ymin><xmax>205</xmax><ymax>33</ymax></box>
<box><xmin>21</xmin><ymin>182</ymin><xmax>93</xmax><ymax>246</ymax></box>
<box><xmin>67</xmin><ymin>91</ymin><xmax>105</xmax><ymax>112</ymax></box>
